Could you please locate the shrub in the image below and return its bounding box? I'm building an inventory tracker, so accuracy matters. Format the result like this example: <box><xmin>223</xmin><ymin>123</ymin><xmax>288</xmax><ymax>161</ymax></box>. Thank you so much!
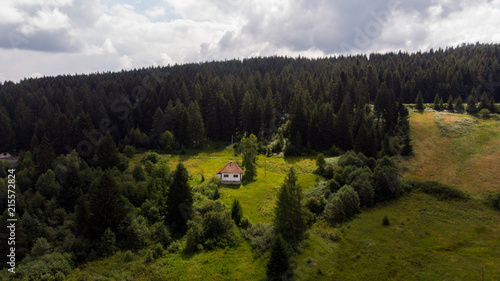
<box><xmin>133</xmin><ymin>165</ymin><xmax>146</xmax><ymax>181</ymax></box>
<box><xmin>304</xmin><ymin>196</ymin><xmax>326</xmax><ymax>215</ymax></box>
<box><xmin>99</xmin><ymin>228</ymin><xmax>116</xmax><ymax>257</ymax></box>
<box><xmin>153</xmin><ymin>243</ymin><xmax>164</xmax><ymax>259</ymax></box>
<box><xmin>337</xmin><ymin>185</ymin><xmax>361</xmax><ymax>218</ymax></box>
<box><xmin>479</xmin><ymin>108</ymin><xmax>491</xmax><ymax>118</ymax></box>
<box><xmin>240</xmin><ymin>216</ymin><xmax>251</xmax><ymax>229</ymax></box>
<box><xmin>144</xmin><ymin>250</ymin><xmax>155</xmax><ymax>264</ymax></box>
<box><xmin>323</xmin><ymin>194</ymin><xmax>346</xmax><ymax>225</ymax></box>
<box><xmin>488</xmin><ymin>192</ymin><xmax>500</xmax><ymax>210</ymax></box>
<box><xmin>185</xmin><ymin>209</ymin><xmax>237</xmax><ymax>253</ymax></box>
<box><xmin>382</xmin><ymin>215</ymin><xmax>390</xmax><ymax>226</ymax></box>
<box><xmin>167</xmin><ymin>239</ymin><xmax>183</xmax><ymax>253</ymax></box>
<box><xmin>123</xmin><ymin>145</ymin><xmax>136</xmax><ymax>158</ymax></box>
<box><xmin>411</xmin><ymin>180</ymin><xmax>468</xmax><ymax>200</ymax></box>
<box><xmin>242</xmin><ymin>223</ymin><xmax>275</xmax><ymax>254</ymax></box>
<box><xmin>123</xmin><ymin>250</ymin><xmax>135</xmax><ymax>262</ymax></box>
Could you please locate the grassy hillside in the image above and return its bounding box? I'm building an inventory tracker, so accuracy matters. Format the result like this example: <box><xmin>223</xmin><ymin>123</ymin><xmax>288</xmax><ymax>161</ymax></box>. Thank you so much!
<box><xmin>66</xmin><ymin>113</ymin><xmax>500</xmax><ymax>280</ymax></box>
<box><xmin>405</xmin><ymin>111</ymin><xmax>500</xmax><ymax>194</ymax></box>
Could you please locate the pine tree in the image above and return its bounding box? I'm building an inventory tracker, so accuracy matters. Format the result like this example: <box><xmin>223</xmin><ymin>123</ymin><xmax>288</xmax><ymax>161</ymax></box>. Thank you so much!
<box><xmin>165</xmin><ymin>163</ymin><xmax>193</xmax><ymax>232</ymax></box>
<box><xmin>447</xmin><ymin>95</ymin><xmax>454</xmax><ymax>112</ymax></box>
<box><xmin>433</xmin><ymin>93</ymin><xmax>441</xmax><ymax>111</ymax></box>
<box><xmin>455</xmin><ymin>96</ymin><xmax>464</xmax><ymax>113</ymax></box>
<box><xmin>241</xmin><ymin>134</ymin><xmax>258</xmax><ymax>180</ymax></box>
<box><xmin>334</xmin><ymin>94</ymin><xmax>353</xmax><ymax>151</ymax></box>
<box><xmin>89</xmin><ymin>171</ymin><xmax>128</xmax><ymax>238</ymax></box>
<box><xmin>466</xmin><ymin>94</ymin><xmax>478</xmax><ymax>114</ymax></box>
<box><xmin>415</xmin><ymin>91</ymin><xmax>424</xmax><ymax>112</ymax></box>
<box><xmin>274</xmin><ymin>167</ymin><xmax>306</xmax><ymax>244</ymax></box>
<box><xmin>231</xmin><ymin>199</ymin><xmax>243</xmax><ymax>226</ymax></box>
<box><xmin>0</xmin><ymin>106</ymin><xmax>15</xmax><ymax>152</ymax></box>
<box><xmin>187</xmin><ymin>101</ymin><xmax>205</xmax><ymax>148</ymax></box>
<box><xmin>97</xmin><ymin>132</ymin><xmax>120</xmax><ymax>169</ymax></box>
<box><xmin>266</xmin><ymin>235</ymin><xmax>291</xmax><ymax>281</ymax></box>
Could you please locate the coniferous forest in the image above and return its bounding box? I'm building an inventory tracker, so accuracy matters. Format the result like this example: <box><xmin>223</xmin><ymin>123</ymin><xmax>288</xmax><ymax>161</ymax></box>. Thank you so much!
<box><xmin>1</xmin><ymin>43</ymin><xmax>500</xmax><ymax>279</ymax></box>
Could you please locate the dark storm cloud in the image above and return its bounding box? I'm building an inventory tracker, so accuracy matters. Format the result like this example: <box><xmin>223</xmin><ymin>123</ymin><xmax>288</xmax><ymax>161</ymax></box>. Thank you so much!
<box><xmin>0</xmin><ymin>28</ymin><xmax>81</xmax><ymax>53</ymax></box>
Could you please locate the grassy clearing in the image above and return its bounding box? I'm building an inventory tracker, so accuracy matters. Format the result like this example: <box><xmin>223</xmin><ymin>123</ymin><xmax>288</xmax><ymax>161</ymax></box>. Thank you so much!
<box><xmin>294</xmin><ymin>192</ymin><xmax>500</xmax><ymax>281</ymax></box>
<box><xmin>405</xmin><ymin>111</ymin><xmax>500</xmax><ymax>193</ymax></box>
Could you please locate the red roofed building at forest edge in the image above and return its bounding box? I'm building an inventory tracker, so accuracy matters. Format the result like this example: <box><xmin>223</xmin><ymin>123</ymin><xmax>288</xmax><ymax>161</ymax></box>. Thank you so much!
<box><xmin>217</xmin><ymin>162</ymin><xmax>244</xmax><ymax>184</ymax></box>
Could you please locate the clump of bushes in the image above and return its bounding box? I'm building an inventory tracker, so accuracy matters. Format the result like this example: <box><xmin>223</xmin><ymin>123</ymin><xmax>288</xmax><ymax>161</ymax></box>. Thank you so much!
<box><xmin>242</xmin><ymin>223</ymin><xmax>275</xmax><ymax>254</ymax></box>
<box><xmin>408</xmin><ymin>180</ymin><xmax>469</xmax><ymax>200</ymax></box>
<box><xmin>382</xmin><ymin>215</ymin><xmax>390</xmax><ymax>226</ymax></box>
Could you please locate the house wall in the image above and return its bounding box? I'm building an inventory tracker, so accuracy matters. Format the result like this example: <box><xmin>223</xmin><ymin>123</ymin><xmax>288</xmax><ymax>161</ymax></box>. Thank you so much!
<box><xmin>218</xmin><ymin>173</ymin><xmax>242</xmax><ymax>183</ymax></box>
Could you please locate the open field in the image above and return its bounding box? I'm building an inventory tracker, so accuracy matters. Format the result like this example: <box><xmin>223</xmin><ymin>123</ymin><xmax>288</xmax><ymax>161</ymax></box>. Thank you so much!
<box><xmin>405</xmin><ymin>111</ymin><xmax>500</xmax><ymax>193</ymax></box>
<box><xmin>294</xmin><ymin>192</ymin><xmax>500</xmax><ymax>281</ymax></box>
<box><xmin>67</xmin><ymin>118</ymin><xmax>500</xmax><ymax>280</ymax></box>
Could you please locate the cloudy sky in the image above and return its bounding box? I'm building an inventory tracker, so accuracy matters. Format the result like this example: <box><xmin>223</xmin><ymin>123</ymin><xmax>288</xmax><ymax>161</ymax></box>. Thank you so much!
<box><xmin>1</xmin><ymin>0</ymin><xmax>500</xmax><ymax>82</ymax></box>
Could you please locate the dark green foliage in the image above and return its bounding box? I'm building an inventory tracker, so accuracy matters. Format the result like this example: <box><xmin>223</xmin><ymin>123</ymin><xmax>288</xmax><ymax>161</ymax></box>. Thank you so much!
<box><xmin>124</xmin><ymin>215</ymin><xmax>152</xmax><ymax>250</ymax></box>
<box><xmin>31</xmin><ymin>237</ymin><xmax>52</xmax><ymax>257</ymax></box>
<box><xmin>241</xmin><ymin>134</ymin><xmax>258</xmax><ymax>180</ymax></box>
<box><xmin>466</xmin><ymin>94</ymin><xmax>478</xmax><ymax>114</ymax></box>
<box><xmin>274</xmin><ymin>167</ymin><xmax>306</xmax><ymax>244</ymax></box>
<box><xmin>97</xmin><ymin>132</ymin><xmax>120</xmax><ymax>169</ymax></box>
<box><xmin>123</xmin><ymin>145</ymin><xmax>136</xmax><ymax>158</ymax></box>
<box><xmin>488</xmin><ymin>192</ymin><xmax>500</xmax><ymax>210</ymax></box>
<box><xmin>89</xmin><ymin>171</ymin><xmax>129</xmax><ymax>238</ymax></box>
<box><xmin>99</xmin><ymin>228</ymin><xmax>116</xmax><ymax>257</ymax></box>
<box><xmin>408</xmin><ymin>180</ymin><xmax>469</xmax><ymax>200</ymax></box>
<box><xmin>133</xmin><ymin>165</ymin><xmax>146</xmax><ymax>181</ymax></box>
<box><xmin>185</xmin><ymin>208</ymin><xmax>237</xmax><ymax>253</ymax></box>
<box><xmin>447</xmin><ymin>95</ymin><xmax>455</xmax><ymax>112</ymax></box>
<box><xmin>165</xmin><ymin>163</ymin><xmax>193</xmax><ymax>232</ymax></box>
<box><xmin>266</xmin><ymin>235</ymin><xmax>292</xmax><ymax>281</ymax></box>
<box><xmin>160</xmin><ymin>130</ymin><xmax>177</xmax><ymax>152</ymax></box>
<box><xmin>18</xmin><ymin>252</ymin><xmax>72</xmax><ymax>281</ymax></box>
<box><xmin>433</xmin><ymin>93</ymin><xmax>442</xmax><ymax>111</ymax></box>
<box><xmin>242</xmin><ymin>223</ymin><xmax>275</xmax><ymax>253</ymax></box>
<box><xmin>231</xmin><ymin>199</ymin><xmax>243</xmax><ymax>226</ymax></box>
<box><xmin>382</xmin><ymin>215</ymin><xmax>390</xmax><ymax>226</ymax></box>
<box><xmin>455</xmin><ymin>96</ymin><xmax>465</xmax><ymax>113</ymax></box>
<box><xmin>337</xmin><ymin>185</ymin><xmax>361</xmax><ymax>218</ymax></box>
<box><xmin>315</xmin><ymin>153</ymin><xmax>326</xmax><ymax>174</ymax></box>
<box><xmin>415</xmin><ymin>91</ymin><xmax>425</xmax><ymax>112</ymax></box>
<box><xmin>187</xmin><ymin>101</ymin><xmax>205</xmax><ymax>148</ymax></box>
<box><xmin>35</xmin><ymin>169</ymin><xmax>60</xmax><ymax>199</ymax></box>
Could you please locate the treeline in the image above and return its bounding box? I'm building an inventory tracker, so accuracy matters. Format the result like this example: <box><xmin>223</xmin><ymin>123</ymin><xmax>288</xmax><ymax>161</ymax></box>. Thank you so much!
<box><xmin>0</xmin><ymin>43</ymin><xmax>499</xmax><ymax>160</ymax></box>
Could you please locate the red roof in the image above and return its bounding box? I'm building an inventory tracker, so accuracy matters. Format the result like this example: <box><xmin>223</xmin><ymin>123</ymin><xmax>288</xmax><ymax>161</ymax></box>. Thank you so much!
<box><xmin>217</xmin><ymin>162</ymin><xmax>244</xmax><ymax>174</ymax></box>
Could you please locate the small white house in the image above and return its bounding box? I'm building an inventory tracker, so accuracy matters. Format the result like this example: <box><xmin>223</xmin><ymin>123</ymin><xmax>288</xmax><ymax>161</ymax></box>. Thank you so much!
<box><xmin>217</xmin><ymin>162</ymin><xmax>244</xmax><ymax>184</ymax></box>
<box><xmin>0</xmin><ymin>152</ymin><xmax>18</xmax><ymax>164</ymax></box>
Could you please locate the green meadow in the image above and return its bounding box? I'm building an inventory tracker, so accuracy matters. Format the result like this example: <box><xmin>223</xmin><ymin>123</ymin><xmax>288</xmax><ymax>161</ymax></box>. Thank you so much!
<box><xmin>67</xmin><ymin>112</ymin><xmax>500</xmax><ymax>280</ymax></box>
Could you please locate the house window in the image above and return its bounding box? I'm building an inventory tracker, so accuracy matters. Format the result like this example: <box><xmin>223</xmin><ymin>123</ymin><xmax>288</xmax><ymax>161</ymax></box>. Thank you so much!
<box><xmin>233</xmin><ymin>175</ymin><xmax>239</xmax><ymax>178</ymax></box>
<box><xmin>223</xmin><ymin>174</ymin><xmax>229</xmax><ymax>178</ymax></box>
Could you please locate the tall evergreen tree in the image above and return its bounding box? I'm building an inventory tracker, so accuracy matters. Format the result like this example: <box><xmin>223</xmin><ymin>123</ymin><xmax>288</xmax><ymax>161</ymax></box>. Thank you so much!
<box><xmin>241</xmin><ymin>134</ymin><xmax>258</xmax><ymax>180</ymax></box>
<box><xmin>165</xmin><ymin>163</ymin><xmax>193</xmax><ymax>232</ymax></box>
<box><xmin>0</xmin><ymin>107</ymin><xmax>15</xmax><ymax>152</ymax></box>
<box><xmin>415</xmin><ymin>91</ymin><xmax>425</xmax><ymax>112</ymax></box>
<box><xmin>433</xmin><ymin>93</ymin><xmax>441</xmax><ymax>111</ymax></box>
<box><xmin>266</xmin><ymin>235</ymin><xmax>292</xmax><ymax>281</ymax></box>
<box><xmin>231</xmin><ymin>199</ymin><xmax>243</xmax><ymax>226</ymax></box>
<box><xmin>274</xmin><ymin>167</ymin><xmax>306</xmax><ymax>244</ymax></box>
<box><xmin>455</xmin><ymin>96</ymin><xmax>465</xmax><ymax>113</ymax></box>
<box><xmin>447</xmin><ymin>95</ymin><xmax>454</xmax><ymax>112</ymax></box>
<box><xmin>89</xmin><ymin>171</ymin><xmax>128</xmax><ymax>238</ymax></box>
<box><xmin>334</xmin><ymin>94</ymin><xmax>353</xmax><ymax>151</ymax></box>
<box><xmin>466</xmin><ymin>94</ymin><xmax>478</xmax><ymax>114</ymax></box>
<box><xmin>187</xmin><ymin>101</ymin><xmax>205</xmax><ymax>148</ymax></box>
<box><xmin>97</xmin><ymin>132</ymin><xmax>120</xmax><ymax>169</ymax></box>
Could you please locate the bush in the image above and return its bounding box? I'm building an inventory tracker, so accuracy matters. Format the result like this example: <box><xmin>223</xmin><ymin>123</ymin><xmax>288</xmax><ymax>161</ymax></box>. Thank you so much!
<box><xmin>231</xmin><ymin>199</ymin><xmax>243</xmax><ymax>226</ymax></box>
<box><xmin>382</xmin><ymin>215</ymin><xmax>390</xmax><ymax>226</ymax></box>
<box><xmin>123</xmin><ymin>145</ymin><xmax>136</xmax><ymax>158</ymax></box>
<box><xmin>144</xmin><ymin>152</ymin><xmax>159</xmax><ymax>164</ymax></box>
<box><xmin>479</xmin><ymin>108</ymin><xmax>491</xmax><ymax>118</ymax></box>
<box><xmin>410</xmin><ymin>180</ymin><xmax>468</xmax><ymax>200</ymax></box>
<box><xmin>153</xmin><ymin>243</ymin><xmax>164</xmax><ymax>259</ymax></box>
<box><xmin>323</xmin><ymin>194</ymin><xmax>346</xmax><ymax>225</ymax></box>
<box><xmin>304</xmin><ymin>196</ymin><xmax>326</xmax><ymax>215</ymax></box>
<box><xmin>242</xmin><ymin>223</ymin><xmax>275</xmax><ymax>254</ymax></box>
<box><xmin>123</xmin><ymin>250</ymin><xmax>135</xmax><ymax>262</ymax></box>
<box><xmin>337</xmin><ymin>185</ymin><xmax>361</xmax><ymax>218</ymax></box>
<box><xmin>240</xmin><ymin>216</ymin><xmax>251</xmax><ymax>229</ymax></box>
<box><xmin>185</xmin><ymin>209</ymin><xmax>237</xmax><ymax>253</ymax></box>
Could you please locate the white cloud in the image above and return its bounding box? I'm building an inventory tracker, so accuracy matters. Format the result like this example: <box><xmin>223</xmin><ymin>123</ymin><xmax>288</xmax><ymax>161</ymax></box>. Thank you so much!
<box><xmin>1</xmin><ymin>0</ymin><xmax>500</xmax><ymax>82</ymax></box>
<box><xmin>145</xmin><ymin>6</ymin><xmax>166</xmax><ymax>18</ymax></box>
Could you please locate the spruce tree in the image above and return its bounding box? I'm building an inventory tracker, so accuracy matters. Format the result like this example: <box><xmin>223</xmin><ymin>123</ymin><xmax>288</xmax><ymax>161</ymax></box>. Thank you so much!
<box><xmin>165</xmin><ymin>163</ymin><xmax>193</xmax><ymax>232</ymax></box>
<box><xmin>241</xmin><ymin>134</ymin><xmax>258</xmax><ymax>180</ymax></box>
<box><xmin>455</xmin><ymin>96</ymin><xmax>464</xmax><ymax>113</ymax></box>
<box><xmin>433</xmin><ymin>93</ymin><xmax>441</xmax><ymax>111</ymax></box>
<box><xmin>97</xmin><ymin>132</ymin><xmax>120</xmax><ymax>169</ymax></box>
<box><xmin>274</xmin><ymin>167</ymin><xmax>306</xmax><ymax>244</ymax></box>
<box><xmin>466</xmin><ymin>94</ymin><xmax>478</xmax><ymax>114</ymax></box>
<box><xmin>187</xmin><ymin>101</ymin><xmax>205</xmax><ymax>148</ymax></box>
<box><xmin>415</xmin><ymin>91</ymin><xmax>424</xmax><ymax>112</ymax></box>
<box><xmin>231</xmin><ymin>199</ymin><xmax>243</xmax><ymax>226</ymax></box>
<box><xmin>266</xmin><ymin>235</ymin><xmax>291</xmax><ymax>281</ymax></box>
<box><xmin>447</xmin><ymin>95</ymin><xmax>454</xmax><ymax>112</ymax></box>
<box><xmin>334</xmin><ymin>94</ymin><xmax>353</xmax><ymax>151</ymax></box>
